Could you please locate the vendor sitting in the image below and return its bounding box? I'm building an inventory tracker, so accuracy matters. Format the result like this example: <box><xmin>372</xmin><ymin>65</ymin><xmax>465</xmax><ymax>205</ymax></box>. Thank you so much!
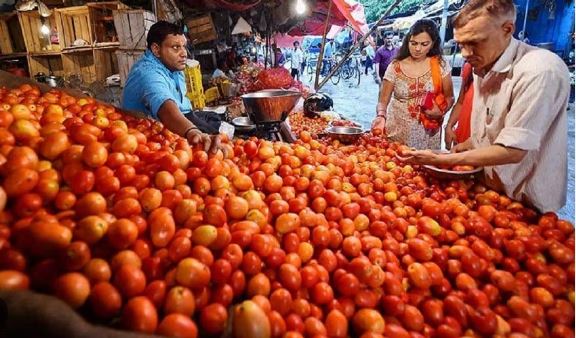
<box><xmin>122</xmin><ymin>21</ymin><xmax>221</xmax><ymax>153</ymax></box>
<box><xmin>211</xmin><ymin>59</ymin><xmax>234</xmax><ymax>80</ymax></box>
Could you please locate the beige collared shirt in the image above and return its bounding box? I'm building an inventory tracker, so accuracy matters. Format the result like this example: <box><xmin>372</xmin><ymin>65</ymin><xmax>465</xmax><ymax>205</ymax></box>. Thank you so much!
<box><xmin>470</xmin><ymin>38</ymin><xmax>570</xmax><ymax>212</ymax></box>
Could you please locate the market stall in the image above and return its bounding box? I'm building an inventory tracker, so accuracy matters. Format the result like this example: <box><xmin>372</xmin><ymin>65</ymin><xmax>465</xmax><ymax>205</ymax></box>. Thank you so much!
<box><xmin>0</xmin><ymin>0</ymin><xmax>574</xmax><ymax>336</ymax></box>
<box><xmin>0</xmin><ymin>66</ymin><xmax>574</xmax><ymax>338</ymax></box>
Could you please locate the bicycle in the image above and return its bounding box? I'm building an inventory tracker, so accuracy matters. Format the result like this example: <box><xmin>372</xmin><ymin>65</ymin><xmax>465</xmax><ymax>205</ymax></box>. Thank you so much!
<box><xmin>339</xmin><ymin>53</ymin><xmax>361</xmax><ymax>87</ymax></box>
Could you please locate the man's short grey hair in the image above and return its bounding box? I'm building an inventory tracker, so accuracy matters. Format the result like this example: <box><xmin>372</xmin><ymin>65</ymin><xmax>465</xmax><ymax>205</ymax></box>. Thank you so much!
<box><xmin>453</xmin><ymin>0</ymin><xmax>517</xmax><ymax>28</ymax></box>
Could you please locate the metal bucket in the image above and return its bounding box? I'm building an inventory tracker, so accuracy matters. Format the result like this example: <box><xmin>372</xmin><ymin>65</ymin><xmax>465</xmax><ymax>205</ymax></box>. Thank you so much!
<box><xmin>241</xmin><ymin>90</ymin><xmax>301</xmax><ymax>123</ymax></box>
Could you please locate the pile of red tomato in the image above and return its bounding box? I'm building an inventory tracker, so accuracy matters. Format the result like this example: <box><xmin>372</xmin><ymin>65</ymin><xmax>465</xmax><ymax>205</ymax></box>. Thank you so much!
<box><xmin>288</xmin><ymin>111</ymin><xmax>331</xmax><ymax>136</ymax></box>
<box><xmin>0</xmin><ymin>84</ymin><xmax>574</xmax><ymax>338</ymax></box>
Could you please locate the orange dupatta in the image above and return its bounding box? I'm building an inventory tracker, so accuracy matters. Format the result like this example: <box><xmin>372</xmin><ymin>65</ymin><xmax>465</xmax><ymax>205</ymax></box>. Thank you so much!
<box><xmin>419</xmin><ymin>56</ymin><xmax>447</xmax><ymax>131</ymax></box>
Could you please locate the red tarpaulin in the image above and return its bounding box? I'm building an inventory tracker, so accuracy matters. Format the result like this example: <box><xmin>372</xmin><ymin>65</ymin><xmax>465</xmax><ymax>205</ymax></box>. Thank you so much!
<box><xmin>288</xmin><ymin>0</ymin><xmax>368</xmax><ymax>36</ymax></box>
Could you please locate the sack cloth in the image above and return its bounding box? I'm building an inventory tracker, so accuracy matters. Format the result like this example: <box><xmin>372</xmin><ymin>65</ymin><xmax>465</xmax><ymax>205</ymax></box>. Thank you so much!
<box><xmin>184</xmin><ymin>111</ymin><xmax>224</xmax><ymax>135</ymax></box>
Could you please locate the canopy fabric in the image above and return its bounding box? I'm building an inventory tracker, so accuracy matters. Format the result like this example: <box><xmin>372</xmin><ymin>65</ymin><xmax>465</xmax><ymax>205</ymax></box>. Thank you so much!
<box><xmin>288</xmin><ymin>0</ymin><xmax>368</xmax><ymax>36</ymax></box>
<box><xmin>272</xmin><ymin>34</ymin><xmax>304</xmax><ymax>48</ymax></box>
<box><xmin>232</xmin><ymin>16</ymin><xmax>252</xmax><ymax>34</ymax></box>
<box><xmin>327</xmin><ymin>25</ymin><xmax>343</xmax><ymax>39</ymax></box>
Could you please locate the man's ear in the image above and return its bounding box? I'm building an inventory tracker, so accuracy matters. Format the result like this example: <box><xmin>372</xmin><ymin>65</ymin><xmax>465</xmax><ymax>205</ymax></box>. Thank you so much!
<box><xmin>151</xmin><ymin>43</ymin><xmax>161</xmax><ymax>57</ymax></box>
<box><xmin>502</xmin><ymin>20</ymin><xmax>515</xmax><ymax>38</ymax></box>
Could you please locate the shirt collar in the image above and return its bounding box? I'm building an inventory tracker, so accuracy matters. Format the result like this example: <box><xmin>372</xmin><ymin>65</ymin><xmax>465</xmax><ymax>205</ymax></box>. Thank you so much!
<box><xmin>490</xmin><ymin>38</ymin><xmax>518</xmax><ymax>73</ymax></box>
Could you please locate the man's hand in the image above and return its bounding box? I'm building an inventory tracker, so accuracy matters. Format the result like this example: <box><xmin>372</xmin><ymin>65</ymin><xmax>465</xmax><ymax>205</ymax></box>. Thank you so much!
<box><xmin>397</xmin><ymin>149</ymin><xmax>443</xmax><ymax>165</ymax></box>
<box><xmin>187</xmin><ymin>128</ymin><xmax>222</xmax><ymax>154</ymax></box>
<box><xmin>444</xmin><ymin>126</ymin><xmax>457</xmax><ymax>150</ymax></box>
<box><xmin>371</xmin><ymin>116</ymin><xmax>386</xmax><ymax>134</ymax></box>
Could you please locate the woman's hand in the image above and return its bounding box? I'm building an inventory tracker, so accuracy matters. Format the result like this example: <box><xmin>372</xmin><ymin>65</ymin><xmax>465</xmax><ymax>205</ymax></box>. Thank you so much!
<box><xmin>451</xmin><ymin>138</ymin><xmax>473</xmax><ymax>153</ymax></box>
<box><xmin>371</xmin><ymin>116</ymin><xmax>386</xmax><ymax>134</ymax></box>
<box><xmin>424</xmin><ymin>101</ymin><xmax>444</xmax><ymax>120</ymax></box>
<box><xmin>444</xmin><ymin>125</ymin><xmax>457</xmax><ymax>150</ymax></box>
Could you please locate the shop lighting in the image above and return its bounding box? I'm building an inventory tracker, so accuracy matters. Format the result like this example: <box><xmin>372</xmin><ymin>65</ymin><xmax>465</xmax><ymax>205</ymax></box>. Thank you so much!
<box><xmin>40</xmin><ymin>17</ymin><xmax>50</xmax><ymax>36</ymax></box>
<box><xmin>295</xmin><ymin>0</ymin><xmax>307</xmax><ymax>15</ymax></box>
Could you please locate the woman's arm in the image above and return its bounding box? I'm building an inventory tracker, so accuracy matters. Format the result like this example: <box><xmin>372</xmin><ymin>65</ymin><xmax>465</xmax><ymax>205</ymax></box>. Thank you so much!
<box><xmin>371</xmin><ymin>79</ymin><xmax>394</xmax><ymax>132</ymax></box>
<box><xmin>441</xmin><ymin>74</ymin><xmax>455</xmax><ymax>112</ymax></box>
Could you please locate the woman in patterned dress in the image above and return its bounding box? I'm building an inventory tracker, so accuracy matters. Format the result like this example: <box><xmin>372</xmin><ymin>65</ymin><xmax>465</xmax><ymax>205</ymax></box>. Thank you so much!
<box><xmin>371</xmin><ymin>19</ymin><xmax>454</xmax><ymax>149</ymax></box>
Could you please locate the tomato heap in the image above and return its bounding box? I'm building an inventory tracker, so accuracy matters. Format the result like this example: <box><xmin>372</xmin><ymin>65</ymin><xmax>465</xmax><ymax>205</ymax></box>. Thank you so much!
<box><xmin>0</xmin><ymin>84</ymin><xmax>574</xmax><ymax>338</ymax></box>
<box><xmin>289</xmin><ymin>111</ymin><xmax>331</xmax><ymax>136</ymax></box>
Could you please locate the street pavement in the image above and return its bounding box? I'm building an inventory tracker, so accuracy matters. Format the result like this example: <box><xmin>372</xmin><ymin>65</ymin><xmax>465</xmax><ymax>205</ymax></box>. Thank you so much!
<box><xmin>302</xmin><ymin>72</ymin><xmax>575</xmax><ymax>222</ymax></box>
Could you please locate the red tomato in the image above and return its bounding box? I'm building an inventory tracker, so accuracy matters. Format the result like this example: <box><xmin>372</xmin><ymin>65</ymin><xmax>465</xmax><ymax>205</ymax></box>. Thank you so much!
<box><xmin>121</xmin><ymin>296</ymin><xmax>158</xmax><ymax>334</ymax></box>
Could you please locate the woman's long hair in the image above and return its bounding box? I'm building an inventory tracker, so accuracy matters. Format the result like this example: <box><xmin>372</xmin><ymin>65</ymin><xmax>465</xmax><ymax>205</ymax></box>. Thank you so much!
<box><xmin>395</xmin><ymin>19</ymin><xmax>444</xmax><ymax>65</ymax></box>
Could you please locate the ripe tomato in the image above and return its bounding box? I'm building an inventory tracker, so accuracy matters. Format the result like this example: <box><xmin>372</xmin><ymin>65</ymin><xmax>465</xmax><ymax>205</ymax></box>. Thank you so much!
<box><xmin>157</xmin><ymin>314</ymin><xmax>198</xmax><ymax>338</ymax></box>
<box><xmin>0</xmin><ymin>270</ymin><xmax>29</xmax><ymax>290</ymax></box>
<box><xmin>121</xmin><ymin>296</ymin><xmax>158</xmax><ymax>334</ymax></box>
<box><xmin>164</xmin><ymin>286</ymin><xmax>196</xmax><ymax>316</ymax></box>
<box><xmin>200</xmin><ymin>303</ymin><xmax>228</xmax><ymax>335</ymax></box>
<box><xmin>53</xmin><ymin>272</ymin><xmax>90</xmax><ymax>309</ymax></box>
<box><xmin>90</xmin><ymin>282</ymin><xmax>122</xmax><ymax>319</ymax></box>
<box><xmin>175</xmin><ymin>258</ymin><xmax>210</xmax><ymax>289</ymax></box>
<box><xmin>113</xmin><ymin>264</ymin><xmax>146</xmax><ymax>297</ymax></box>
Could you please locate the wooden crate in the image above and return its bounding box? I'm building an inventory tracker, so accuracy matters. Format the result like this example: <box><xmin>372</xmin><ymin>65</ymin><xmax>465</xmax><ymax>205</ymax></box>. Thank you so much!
<box><xmin>87</xmin><ymin>2</ymin><xmax>129</xmax><ymax>47</ymax></box>
<box><xmin>113</xmin><ymin>9</ymin><xmax>155</xmax><ymax>50</ymax></box>
<box><xmin>0</xmin><ymin>12</ymin><xmax>26</xmax><ymax>55</ymax></box>
<box><xmin>28</xmin><ymin>53</ymin><xmax>64</xmax><ymax>78</ymax></box>
<box><xmin>62</xmin><ymin>48</ymin><xmax>96</xmax><ymax>84</ymax></box>
<box><xmin>94</xmin><ymin>47</ymin><xmax>119</xmax><ymax>82</ymax></box>
<box><xmin>115</xmin><ymin>49</ymin><xmax>144</xmax><ymax>87</ymax></box>
<box><xmin>55</xmin><ymin>6</ymin><xmax>92</xmax><ymax>50</ymax></box>
<box><xmin>187</xmin><ymin>14</ymin><xmax>217</xmax><ymax>44</ymax></box>
<box><xmin>18</xmin><ymin>11</ymin><xmax>60</xmax><ymax>53</ymax></box>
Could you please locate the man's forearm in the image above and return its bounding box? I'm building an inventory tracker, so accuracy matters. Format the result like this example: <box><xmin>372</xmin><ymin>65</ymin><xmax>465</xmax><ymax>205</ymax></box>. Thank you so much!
<box><xmin>442</xmin><ymin>144</ymin><xmax>527</xmax><ymax>167</ymax></box>
<box><xmin>157</xmin><ymin>100</ymin><xmax>196</xmax><ymax>137</ymax></box>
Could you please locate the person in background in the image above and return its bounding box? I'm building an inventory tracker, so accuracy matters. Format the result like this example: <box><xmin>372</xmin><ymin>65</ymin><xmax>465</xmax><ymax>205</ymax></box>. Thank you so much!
<box><xmin>274</xmin><ymin>46</ymin><xmax>285</xmax><ymax>68</ymax></box>
<box><xmin>373</xmin><ymin>32</ymin><xmax>398</xmax><ymax>81</ymax></box>
<box><xmin>444</xmin><ymin>62</ymin><xmax>474</xmax><ymax>149</ymax></box>
<box><xmin>402</xmin><ymin>0</ymin><xmax>570</xmax><ymax>213</ymax></box>
<box><xmin>212</xmin><ymin>59</ymin><xmax>234</xmax><ymax>80</ymax></box>
<box><xmin>291</xmin><ymin>41</ymin><xmax>304</xmax><ymax>81</ymax></box>
<box><xmin>322</xmin><ymin>40</ymin><xmax>335</xmax><ymax>75</ymax></box>
<box><xmin>360</xmin><ymin>49</ymin><xmax>367</xmax><ymax>69</ymax></box>
<box><xmin>122</xmin><ymin>21</ymin><xmax>221</xmax><ymax>153</ymax></box>
<box><xmin>363</xmin><ymin>40</ymin><xmax>375</xmax><ymax>75</ymax></box>
<box><xmin>371</xmin><ymin>19</ymin><xmax>454</xmax><ymax>150</ymax></box>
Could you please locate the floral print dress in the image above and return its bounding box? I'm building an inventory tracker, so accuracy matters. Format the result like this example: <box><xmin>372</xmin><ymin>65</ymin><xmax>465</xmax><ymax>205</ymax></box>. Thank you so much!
<box><xmin>383</xmin><ymin>58</ymin><xmax>451</xmax><ymax>149</ymax></box>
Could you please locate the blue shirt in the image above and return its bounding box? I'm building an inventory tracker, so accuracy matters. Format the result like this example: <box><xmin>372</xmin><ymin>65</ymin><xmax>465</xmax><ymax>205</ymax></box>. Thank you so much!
<box><xmin>122</xmin><ymin>50</ymin><xmax>192</xmax><ymax>119</ymax></box>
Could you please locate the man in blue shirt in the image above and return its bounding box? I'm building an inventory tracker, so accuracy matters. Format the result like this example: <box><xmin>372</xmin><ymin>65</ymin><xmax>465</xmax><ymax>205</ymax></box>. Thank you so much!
<box><xmin>321</xmin><ymin>40</ymin><xmax>335</xmax><ymax>75</ymax></box>
<box><xmin>122</xmin><ymin>21</ymin><xmax>220</xmax><ymax>153</ymax></box>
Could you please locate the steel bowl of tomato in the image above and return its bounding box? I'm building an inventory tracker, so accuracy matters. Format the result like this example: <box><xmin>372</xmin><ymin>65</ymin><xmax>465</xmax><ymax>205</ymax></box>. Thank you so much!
<box><xmin>421</xmin><ymin>150</ymin><xmax>483</xmax><ymax>179</ymax></box>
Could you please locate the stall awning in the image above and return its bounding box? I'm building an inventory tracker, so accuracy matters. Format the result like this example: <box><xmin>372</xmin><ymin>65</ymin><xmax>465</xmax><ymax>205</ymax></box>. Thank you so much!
<box><xmin>288</xmin><ymin>0</ymin><xmax>368</xmax><ymax>36</ymax></box>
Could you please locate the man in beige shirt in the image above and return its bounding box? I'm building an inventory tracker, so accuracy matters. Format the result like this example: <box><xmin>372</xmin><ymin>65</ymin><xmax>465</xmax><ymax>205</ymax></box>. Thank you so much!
<box><xmin>401</xmin><ymin>0</ymin><xmax>571</xmax><ymax>212</ymax></box>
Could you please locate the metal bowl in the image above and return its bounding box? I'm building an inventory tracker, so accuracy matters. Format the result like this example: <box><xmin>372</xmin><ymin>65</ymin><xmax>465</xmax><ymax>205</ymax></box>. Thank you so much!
<box><xmin>241</xmin><ymin>90</ymin><xmax>301</xmax><ymax>123</ymax></box>
<box><xmin>422</xmin><ymin>164</ymin><xmax>483</xmax><ymax>180</ymax></box>
<box><xmin>420</xmin><ymin>150</ymin><xmax>483</xmax><ymax>179</ymax></box>
<box><xmin>232</xmin><ymin>116</ymin><xmax>256</xmax><ymax>133</ymax></box>
<box><xmin>325</xmin><ymin>126</ymin><xmax>364</xmax><ymax>144</ymax></box>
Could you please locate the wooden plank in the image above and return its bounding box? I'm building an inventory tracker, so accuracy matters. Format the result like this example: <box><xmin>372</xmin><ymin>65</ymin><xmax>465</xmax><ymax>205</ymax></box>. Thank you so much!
<box><xmin>0</xmin><ymin>20</ymin><xmax>13</xmax><ymax>54</ymax></box>
<box><xmin>94</xmin><ymin>48</ymin><xmax>118</xmax><ymax>82</ymax></box>
<box><xmin>130</xmin><ymin>12</ymin><xmax>145</xmax><ymax>49</ymax></box>
<box><xmin>115</xmin><ymin>49</ymin><xmax>143</xmax><ymax>86</ymax></box>
<box><xmin>113</xmin><ymin>10</ymin><xmax>155</xmax><ymax>50</ymax></box>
